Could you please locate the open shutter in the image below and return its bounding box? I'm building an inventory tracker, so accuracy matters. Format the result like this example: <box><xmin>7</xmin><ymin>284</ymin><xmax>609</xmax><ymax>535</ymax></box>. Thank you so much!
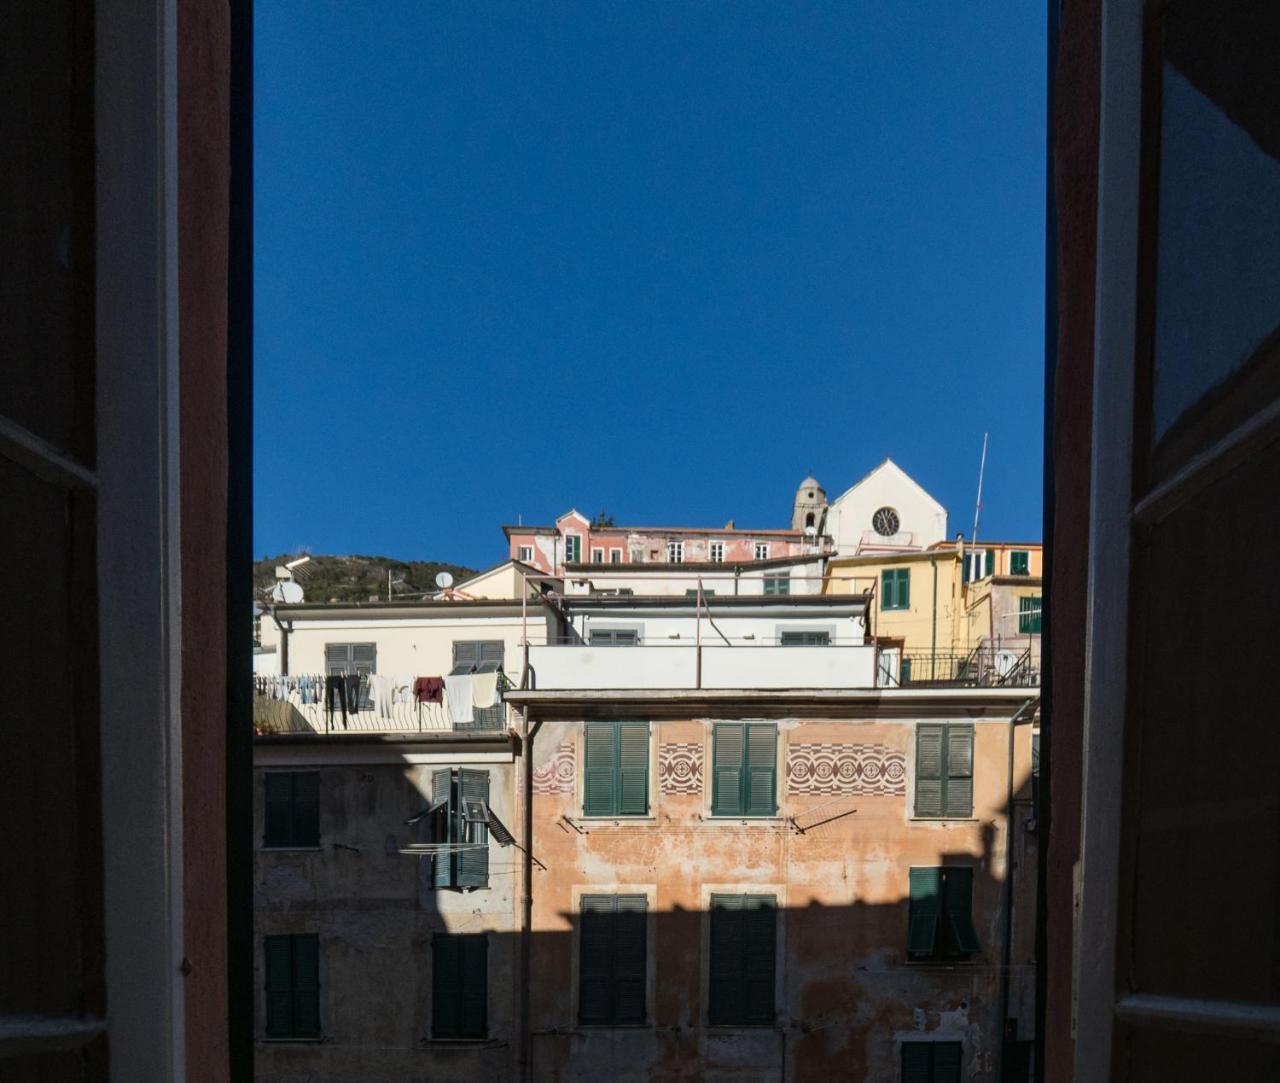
<box><xmin>944</xmin><ymin>726</ymin><xmax>974</xmax><ymax>817</ymax></box>
<box><xmin>291</xmin><ymin>934</ymin><xmax>320</xmax><ymax>1038</ymax></box>
<box><xmin>583</xmin><ymin>722</ymin><xmax>617</xmax><ymax>816</ymax></box>
<box><xmin>908</xmin><ymin>867</ymin><xmax>942</xmax><ymax>957</ymax></box>
<box><xmin>742</xmin><ymin>895</ymin><xmax>777</xmax><ymax>1024</ymax></box>
<box><xmin>617</xmin><ymin>721</ymin><xmax>649</xmax><ymax>816</ymax></box>
<box><xmin>708</xmin><ymin>894</ymin><xmax>745</xmax><ymax>1024</ymax></box>
<box><xmin>944</xmin><ymin>868</ymin><xmax>980</xmax><ymax>955</ymax></box>
<box><xmin>744</xmin><ymin>725</ymin><xmax>777</xmax><ymax>816</ymax></box>
<box><xmin>431</xmin><ymin>934</ymin><xmax>462</xmax><ymax>1038</ymax></box>
<box><xmin>264</xmin><ymin>773</ymin><xmax>293</xmax><ymax>847</ymax></box>
<box><xmin>914</xmin><ymin>725</ymin><xmax>945</xmax><ymax>817</ymax></box>
<box><xmin>291</xmin><ymin>772</ymin><xmax>319</xmax><ymax>847</ymax></box>
<box><xmin>578</xmin><ymin>895</ymin><xmax>614</xmax><ymax>1024</ymax></box>
<box><xmin>457</xmin><ymin>769</ymin><xmax>490</xmax><ymax>888</ymax></box>
<box><xmin>264</xmin><ymin>935</ymin><xmax>292</xmax><ymax>1037</ymax></box>
<box><xmin>432</xmin><ymin>768</ymin><xmax>454</xmax><ymax>888</ymax></box>
<box><xmin>901</xmin><ymin>1042</ymin><xmax>933</xmax><ymax>1083</ymax></box>
<box><xmin>712</xmin><ymin>724</ymin><xmax>744</xmax><ymax>816</ymax></box>
<box><xmin>613</xmin><ymin>895</ymin><xmax>647</xmax><ymax>1024</ymax></box>
<box><xmin>458</xmin><ymin>935</ymin><xmax>488</xmax><ymax>1037</ymax></box>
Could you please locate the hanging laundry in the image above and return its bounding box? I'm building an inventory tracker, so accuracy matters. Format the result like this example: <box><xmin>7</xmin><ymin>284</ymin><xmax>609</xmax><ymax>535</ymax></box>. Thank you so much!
<box><xmin>445</xmin><ymin>674</ymin><xmax>473</xmax><ymax>725</ymax></box>
<box><xmin>471</xmin><ymin>670</ymin><xmax>499</xmax><ymax>710</ymax></box>
<box><xmin>414</xmin><ymin>676</ymin><xmax>444</xmax><ymax>704</ymax></box>
<box><xmin>325</xmin><ymin>674</ymin><xmax>350</xmax><ymax>729</ymax></box>
<box><xmin>392</xmin><ymin>675</ymin><xmax>414</xmax><ymax>705</ymax></box>
<box><xmin>368</xmin><ymin>674</ymin><xmax>395</xmax><ymax>719</ymax></box>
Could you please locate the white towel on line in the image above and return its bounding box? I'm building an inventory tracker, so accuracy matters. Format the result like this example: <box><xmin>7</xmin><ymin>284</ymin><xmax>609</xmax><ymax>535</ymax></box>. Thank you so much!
<box><xmin>446</xmin><ymin>674</ymin><xmax>473</xmax><ymax>724</ymax></box>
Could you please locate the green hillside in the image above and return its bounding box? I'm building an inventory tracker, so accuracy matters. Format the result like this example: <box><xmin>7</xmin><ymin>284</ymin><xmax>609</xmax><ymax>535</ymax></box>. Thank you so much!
<box><xmin>254</xmin><ymin>553</ymin><xmax>478</xmax><ymax>604</ymax></box>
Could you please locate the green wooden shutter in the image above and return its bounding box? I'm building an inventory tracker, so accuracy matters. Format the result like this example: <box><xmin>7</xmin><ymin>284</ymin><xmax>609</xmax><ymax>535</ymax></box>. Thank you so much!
<box><xmin>712</xmin><ymin>724</ymin><xmax>744</xmax><ymax>816</ymax></box>
<box><xmin>881</xmin><ymin>570</ymin><xmax>895</xmax><ymax>608</ymax></box>
<box><xmin>984</xmin><ymin>549</ymin><xmax>994</xmax><ymax>577</ymax></box>
<box><xmin>1011</xmin><ymin>550</ymin><xmax>1029</xmax><ymax>575</ymax></box>
<box><xmin>291</xmin><ymin>934</ymin><xmax>320</xmax><ymax>1038</ymax></box>
<box><xmin>907</xmin><ymin>867</ymin><xmax>942</xmax><ymax>957</ymax></box>
<box><xmin>744</xmin><ymin>725</ymin><xmax>777</xmax><ymax>816</ymax></box>
<box><xmin>579</xmin><ymin>895</ymin><xmax>615</xmax><ymax>1024</ymax></box>
<box><xmin>944</xmin><ymin>868</ymin><xmax>980</xmax><ymax>955</ymax></box>
<box><xmin>742</xmin><ymin>895</ymin><xmax>776</xmax><ymax>1024</ymax></box>
<box><xmin>899</xmin><ymin>568</ymin><xmax>910</xmax><ymax>608</ymax></box>
<box><xmin>901</xmin><ymin>1042</ymin><xmax>932</xmax><ymax>1083</ymax></box>
<box><xmin>708</xmin><ymin>894</ymin><xmax>745</xmax><ymax>1024</ymax></box>
<box><xmin>459</xmin><ymin>935</ymin><xmax>488</xmax><ymax>1037</ymax></box>
<box><xmin>264</xmin><ymin>773</ymin><xmax>293</xmax><ymax>847</ymax></box>
<box><xmin>457</xmin><ymin>769</ymin><xmax>490</xmax><ymax>888</ymax></box>
<box><xmin>432</xmin><ymin>768</ymin><xmax>455</xmax><ymax>888</ymax></box>
<box><xmin>914</xmin><ymin>725</ymin><xmax>944</xmax><ymax>817</ymax></box>
<box><xmin>1019</xmin><ymin>595</ymin><xmax>1042</xmax><ymax>634</ymax></box>
<box><xmin>292</xmin><ymin>772</ymin><xmax>319</xmax><ymax>847</ymax></box>
<box><xmin>613</xmin><ymin>895</ymin><xmax>647</xmax><ymax>1024</ymax></box>
<box><xmin>944</xmin><ymin>726</ymin><xmax>974</xmax><ymax>817</ymax></box>
<box><xmin>264</xmin><ymin>934</ymin><xmax>293</xmax><ymax>1037</ymax></box>
<box><xmin>432</xmin><ymin>934</ymin><xmax>462</xmax><ymax>1038</ymax></box>
<box><xmin>933</xmin><ymin>1041</ymin><xmax>963</xmax><ymax>1083</ymax></box>
<box><xmin>617</xmin><ymin>722</ymin><xmax>649</xmax><ymax>816</ymax></box>
<box><xmin>583</xmin><ymin>722</ymin><xmax>618</xmax><ymax>816</ymax></box>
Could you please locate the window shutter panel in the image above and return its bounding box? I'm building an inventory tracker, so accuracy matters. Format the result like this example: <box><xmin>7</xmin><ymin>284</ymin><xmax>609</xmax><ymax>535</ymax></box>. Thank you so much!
<box><xmin>480</xmin><ymin>641</ymin><xmax>505</xmax><ymax>666</ymax></box>
<box><xmin>324</xmin><ymin>642</ymin><xmax>351</xmax><ymax>675</ymax></box>
<box><xmin>745</xmin><ymin>725</ymin><xmax>777</xmax><ymax>816</ymax></box>
<box><xmin>907</xmin><ymin>867</ymin><xmax>942</xmax><ymax>956</ymax></box>
<box><xmin>291</xmin><ymin>772</ymin><xmax>319</xmax><ymax>847</ymax></box>
<box><xmin>432</xmin><ymin>934</ymin><xmax>462</xmax><ymax>1038</ymax></box>
<box><xmin>459</xmin><ymin>935</ymin><xmax>488</xmax><ymax>1037</ymax></box>
<box><xmin>291</xmin><ymin>934</ymin><xmax>321</xmax><ymax>1038</ymax></box>
<box><xmin>457</xmin><ymin>770</ymin><xmax>490</xmax><ymax>888</ymax></box>
<box><xmin>264</xmin><ymin>773</ymin><xmax>293</xmax><ymax>847</ymax></box>
<box><xmin>617</xmin><ymin>722</ymin><xmax>649</xmax><ymax>816</ymax></box>
<box><xmin>945</xmin><ymin>726</ymin><xmax>974</xmax><ymax>817</ymax></box>
<box><xmin>432</xmin><ymin>768</ymin><xmax>454</xmax><ymax>888</ymax></box>
<box><xmin>613</xmin><ymin>895</ymin><xmax>647</xmax><ymax>1024</ymax></box>
<box><xmin>708</xmin><ymin>895</ymin><xmax>746</xmax><ymax>1025</ymax></box>
<box><xmin>914</xmin><ymin>725</ymin><xmax>944</xmax><ymax>817</ymax></box>
<box><xmin>900</xmin><ymin>569</ymin><xmax>910</xmax><ymax>608</ymax></box>
<box><xmin>933</xmin><ymin>1041</ymin><xmax>963</xmax><ymax>1083</ymax></box>
<box><xmin>881</xmin><ymin>571</ymin><xmax>893</xmax><ymax>607</ymax></box>
<box><xmin>712</xmin><ymin>724</ymin><xmax>744</xmax><ymax>816</ymax></box>
<box><xmin>583</xmin><ymin>722</ymin><xmax>617</xmax><ymax>816</ymax></box>
<box><xmin>984</xmin><ymin>549</ymin><xmax>994</xmax><ymax>577</ymax></box>
<box><xmin>351</xmin><ymin>643</ymin><xmax>376</xmax><ymax>673</ymax></box>
<box><xmin>742</xmin><ymin>895</ymin><xmax>776</xmax><ymax>1024</ymax></box>
<box><xmin>901</xmin><ymin>1042</ymin><xmax>933</xmax><ymax>1083</ymax></box>
<box><xmin>264</xmin><ymin>935</ymin><xmax>293</xmax><ymax>1037</ymax></box>
<box><xmin>945</xmin><ymin>868</ymin><xmax>981</xmax><ymax>955</ymax></box>
<box><xmin>578</xmin><ymin>895</ymin><xmax>614</xmax><ymax>1024</ymax></box>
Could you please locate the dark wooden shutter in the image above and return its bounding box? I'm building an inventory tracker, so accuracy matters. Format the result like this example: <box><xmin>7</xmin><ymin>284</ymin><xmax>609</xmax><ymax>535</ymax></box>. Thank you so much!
<box><xmin>908</xmin><ymin>868</ymin><xmax>942</xmax><ymax>957</ymax></box>
<box><xmin>712</xmin><ymin>724</ymin><xmax>744</xmax><ymax>816</ymax></box>
<box><xmin>291</xmin><ymin>772</ymin><xmax>319</xmax><ymax>847</ymax></box>
<box><xmin>613</xmin><ymin>895</ymin><xmax>647</xmax><ymax>1024</ymax></box>
<box><xmin>617</xmin><ymin>722</ymin><xmax>649</xmax><ymax>816</ymax></box>
<box><xmin>708</xmin><ymin>894</ymin><xmax>745</xmax><ymax>1024</ymax></box>
<box><xmin>432</xmin><ymin>768</ymin><xmax>454</xmax><ymax>888</ymax></box>
<box><xmin>291</xmin><ymin>934</ymin><xmax>321</xmax><ymax>1038</ymax></box>
<box><xmin>583</xmin><ymin>722</ymin><xmax>617</xmax><ymax>816</ymax></box>
<box><xmin>457</xmin><ymin>769</ymin><xmax>489</xmax><ymax>888</ymax></box>
<box><xmin>264</xmin><ymin>773</ymin><xmax>293</xmax><ymax>847</ymax></box>
<box><xmin>944</xmin><ymin>868</ymin><xmax>980</xmax><ymax>955</ymax></box>
<box><xmin>915</xmin><ymin>725</ymin><xmax>945</xmax><ymax>817</ymax></box>
<box><xmin>882</xmin><ymin>570</ymin><xmax>894</xmax><ymax>607</ymax></box>
<box><xmin>745</xmin><ymin>725</ymin><xmax>777</xmax><ymax>816</ymax></box>
<box><xmin>984</xmin><ymin>549</ymin><xmax>994</xmax><ymax>577</ymax></box>
<box><xmin>933</xmin><ymin>1040</ymin><xmax>962</xmax><ymax>1083</ymax></box>
<box><xmin>578</xmin><ymin>895</ymin><xmax>614</xmax><ymax>1024</ymax></box>
<box><xmin>742</xmin><ymin>895</ymin><xmax>776</xmax><ymax>1023</ymax></box>
<box><xmin>264</xmin><ymin>934</ymin><xmax>292</xmax><ymax>1037</ymax></box>
<box><xmin>459</xmin><ymin>935</ymin><xmax>488</xmax><ymax>1037</ymax></box>
<box><xmin>899</xmin><ymin>568</ymin><xmax>910</xmax><ymax>608</ymax></box>
<box><xmin>901</xmin><ymin>1041</ymin><xmax>932</xmax><ymax>1083</ymax></box>
<box><xmin>1011</xmin><ymin>550</ymin><xmax>1029</xmax><ymax>575</ymax></box>
<box><xmin>944</xmin><ymin>726</ymin><xmax>974</xmax><ymax>817</ymax></box>
<box><xmin>431</xmin><ymin>934</ymin><xmax>462</xmax><ymax>1038</ymax></box>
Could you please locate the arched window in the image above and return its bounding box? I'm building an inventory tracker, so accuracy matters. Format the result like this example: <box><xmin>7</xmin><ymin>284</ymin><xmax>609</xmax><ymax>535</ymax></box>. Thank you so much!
<box><xmin>805</xmin><ymin>512</ymin><xmax>815</xmax><ymax>528</ymax></box>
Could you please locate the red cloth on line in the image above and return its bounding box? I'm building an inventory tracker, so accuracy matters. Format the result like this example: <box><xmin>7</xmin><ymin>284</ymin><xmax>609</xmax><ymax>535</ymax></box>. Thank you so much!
<box><xmin>414</xmin><ymin>676</ymin><xmax>444</xmax><ymax>704</ymax></box>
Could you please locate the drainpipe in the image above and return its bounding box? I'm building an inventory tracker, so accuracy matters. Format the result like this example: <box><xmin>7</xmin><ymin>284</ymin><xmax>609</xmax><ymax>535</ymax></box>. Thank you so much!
<box><xmin>930</xmin><ymin>555</ymin><xmax>938</xmax><ymax>681</ymax></box>
<box><xmin>270</xmin><ymin>605</ymin><xmax>290</xmax><ymax>675</ymax></box>
<box><xmin>518</xmin><ymin>705</ymin><xmax>535</xmax><ymax>1082</ymax></box>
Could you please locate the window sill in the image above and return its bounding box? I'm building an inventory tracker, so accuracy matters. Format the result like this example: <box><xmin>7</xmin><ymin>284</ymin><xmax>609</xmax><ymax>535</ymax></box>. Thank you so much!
<box><xmin>258</xmin><ymin>1037</ymin><xmax>324</xmax><ymax>1044</ymax></box>
<box><xmin>904</xmin><ymin>958</ymin><xmax>977</xmax><ymax>967</ymax></box>
<box><xmin>706</xmin><ymin>1023</ymin><xmax>781</xmax><ymax>1031</ymax></box>
<box><xmin>577</xmin><ymin>815</ymin><xmax>657</xmax><ymax>823</ymax></box>
<box><xmin>705</xmin><ymin>815</ymin><xmax>783</xmax><ymax>822</ymax></box>
<box><xmin>909</xmin><ymin>816</ymin><xmax>978</xmax><ymax>823</ymax></box>
<box><xmin>421</xmin><ymin>1037</ymin><xmax>505</xmax><ymax>1047</ymax></box>
<box><xmin>573</xmin><ymin>1023</ymin><xmax>652</xmax><ymax>1030</ymax></box>
<box><xmin>260</xmin><ymin>845</ymin><xmax>323</xmax><ymax>853</ymax></box>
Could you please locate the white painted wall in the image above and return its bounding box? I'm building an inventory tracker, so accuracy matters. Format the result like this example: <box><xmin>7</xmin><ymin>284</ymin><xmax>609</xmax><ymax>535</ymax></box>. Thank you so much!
<box><xmin>827</xmin><ymin>460</ymin><xmax>947</xmax><ymax>555</ymax></box>
<box><xmin>566</xmin><ymin>611</ymin><xmax>866</xmax><ymax>646</ymax></box>
<box><xmin>560</xmin><ymin>562</ymin><xmax>826</xmax><ymax>597</ymax></box>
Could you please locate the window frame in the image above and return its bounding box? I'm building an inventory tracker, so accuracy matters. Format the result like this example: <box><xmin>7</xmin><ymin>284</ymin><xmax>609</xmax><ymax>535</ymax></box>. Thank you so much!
<box><xmin>753</xmin><ymin>542</ymin><xmax>770</xmax><ymax>560</ymax></box>
<box><xmin>425</xmin><ymin>768</ymin><xmax>491</xmax><ymax>891</ymax></box>
<box><xmin>588</xmin><ymin>626</ymin><xmax>641</xmax><ymax>647</ymax></box>
<box><xmin>576</xmin><ymin>893</ymin><xmax>649</xmax><ymax>1027</ymax></box>
<box><xmin>913</xmin><ymin>723</ymin><xmax>974</xmax><ymax>819</ymax></box>
<box><xmin>590</xmin><ymin>547</ymin><xmax>604</xmax><ymax>564</ymax></box>
<box><xmin>906</xmin><ymin>866</ymin><xmax>980</xmax><ymax>963</ymax></box>
<box><xmin>564</xmin><ymin>534</ymin><xmax>582</xmax><ymax>563</ymax></box>
<box><xmin>882</xmin><ymin>568</ymin><xmax>910</xmax><ymax>611</ymax></box>
<box><xmin>1018</xmin><ymin>595</ymin><xmax>1043</xmax><ymax>634</ymax></box>
<box><xmin>710</xmin><ymin>722</ymin><xmax>778</xmax><ymax>818</ymax></box>
<box><xmin>262</xmin><ymin>770</ymin><xmax>320</xmax><ymax>849</ymax></box>
<box><xmin>431</xmin><ymin>932</ymin><xmax>488</xmax><ymax>1040</ymax></box>
<box><xmin>263</xmin><ymin>933</ymin><xmax>321</xmax><ymax>1041</ymax></box>
<box><xmin>1009</xmin><ymin>549</ymin><xmax>1030</xmax><ymax>576</ymax></box>
<box><xmin>709</xmin><ymin>540</ymin><xmax>725</xmax><ymax>563</ymax></box>
<box><xmin>609</xmin><ymin>548</ymin><xmax>623</xmax><ymax>564</ymax></box>
<box><xmin>778</xmin><ymin>629</ymin><xmax>832</xmax><ymax>647</ymax></box>
<box><xmin>900</xmin><ymin>1038</ymin><xmax>964</xmax><ymax>1082</ymax></box>
<box><xmin>581</xmin><ymin>720</ymin><xmax>652</xmax><ymax>818</ymax></box>
<box><xmin>666</xmin><ymin>540</ymin><xmax>684</xmax><ymax>563</ymax></box>
<box><xmin>707</xmin><ymin>893</ymin><xmax>778</xmax><ymax>1026</ymax></box>
<box><xmin>763</xmin><ymin>575</ymin><xmax>790</xmax><ymax>596</ymax></box>
<box><xmin>517</xmin><ymin>545</ymin><xmax>534</xmax><ymax>564</ymax></box>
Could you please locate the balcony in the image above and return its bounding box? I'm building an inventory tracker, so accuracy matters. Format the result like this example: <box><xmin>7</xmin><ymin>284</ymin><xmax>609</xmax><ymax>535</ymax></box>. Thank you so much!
<box><xmin>252</xmin><ymin>672</ymin><xmax>511</xmax><ymax>735</ymax></box>
<box><xmin>888</xmin><ymin>646</ymin><xmax>1040</xmax><ymax>689</ymax></box>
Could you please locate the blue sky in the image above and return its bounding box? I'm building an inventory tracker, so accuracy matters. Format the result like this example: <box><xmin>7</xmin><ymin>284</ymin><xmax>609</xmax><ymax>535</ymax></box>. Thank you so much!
<box><xmin>255</xmin><ymin>3</ymin><xmax>1046</xmax><ymax>566</ymax></box>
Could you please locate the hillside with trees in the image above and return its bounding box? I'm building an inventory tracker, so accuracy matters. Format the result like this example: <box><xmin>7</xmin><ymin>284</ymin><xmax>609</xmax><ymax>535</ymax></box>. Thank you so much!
<box><xmin>253</xmin><ymin>553</ymin><xmax>478</xmax><ymax>604</ymax></box>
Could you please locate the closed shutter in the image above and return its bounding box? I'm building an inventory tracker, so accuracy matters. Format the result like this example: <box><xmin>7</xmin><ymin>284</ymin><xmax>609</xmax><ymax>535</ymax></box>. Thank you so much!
<box><xmin>742</xmin><ymin>895</ymin><xmax>776</xmax><ymax>1023</ymax></box>
<box><xmin>933</xmin><ymin>1040</ymin><xmax>963</xmax><ymax>1083</ymax></box>
<box><xmin>745</xmin><ymin>725</ymin><xmax>777</xmax><ymax>816</ymax></box>
<box><xmin>944</xmin><ymin>726</ymin><xmax>974</xmax><ymax>817</ymax></box>
<box><xmin>264</xmin><ymin>934</ymin><xmax>293</xmax><ymax>1037</ymax></box>
<box><xmin>1011</xmin><ymin>550</ymin><xmax>1030</xmax><ymax>575</ymax></box>
<box><xmin>291</xmin><ymin>934</ymin><xmax>321</xmax><ymax>1038</ymax></box>
<box><xmin>578</xmin><ymin>895</ymin><xmax>615</xmax><ymax>1024</ymax></box>
<box><xmin>1019</xmin><ymin>596</ymin><xmax>1042</xmax><ymax>634</ymax></box>
<box><xmin>984</xmin><ymin>549</ymin><xmax>994</xmax><ymax>577</ymax></box>
<box><xmin>292</xmin><ymin>771</ymin><xmax>319</xmax><ymax>847</ymax></box>
<box><xmin>457</xmin><ymin>769</ymin><xmax>489</xmax><ymax>888</ymax></box>
<box><xmin>908</xmin><ymin>867</ymin><xmax>942</xmax><ymax>957</ymax></box>
<box><xmin>613</xmin><ymin>895</ymin><xmax>647</xmax><ymax>1024</ymax></box>
<box><xmin>432</xmin><ymin>768</ymin><xmax>454</xmax><ymax>888</ymax></box>
<box><xmin>712</xmin><ymin>724</ymin><xmax>744</xmax><ymax>816</ymax></box>
<box><xmin>899</xmin><ymin>569</ymin><xmax>910</xmax><ymax>608</ymax></box>
<box><xmin>914</xmin><ymin>725</ymin><xmax>945</xmax><ymax>817</ymax></box>
<box><xmin>944</xmin><ymin>868</ymin><xmax>980</xmax><ymax>955</ymax></box>
<box><xmin>324</xmin><ymin>642</ymin><xmax>351</xmax><ymax>675</ymax></box>
<box><xmin>617</xmin><ymin>722</ymin><xmax>649</xmax><ymax>816</ymax></box>
<box><xmin>264</xmin><ymin>773</ymin><xmax>293</xmax><ymax>847</ymax></box>
<box><xmin>901</xmin><ymin>1041</ymin><xmax>933</xmax><ymax>1083</ymax></box>
<box><xmin>459</xmin><ymin>935</ymin><xmax>488</xmax><ymax>1037</ymax></box>
<box><xmin>583</xmin><ymin>722</ymin><xmax>617</xmax><ymax>816</ymax></box>
<box><xmin>708</xmin><ymin>894</ymin><xmax>745</xmax><ymax>1024</ymax></box>
<box><xmin>351</xmin><ymin>643</ymin><xmax>376</xmax><ymax>674</ymax></box>
<box><xmin>431</xmin><ymin>934</ymin><xmax>462</xmax><ymax>1038</ymax></box>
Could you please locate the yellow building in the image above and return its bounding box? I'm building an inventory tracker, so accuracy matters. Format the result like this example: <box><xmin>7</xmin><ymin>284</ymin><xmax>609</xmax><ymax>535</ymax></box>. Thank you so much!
<box><xmin>825</xmin><ymin>540</ymin><xmax>1043</xmax><ymax>685</ymax></box>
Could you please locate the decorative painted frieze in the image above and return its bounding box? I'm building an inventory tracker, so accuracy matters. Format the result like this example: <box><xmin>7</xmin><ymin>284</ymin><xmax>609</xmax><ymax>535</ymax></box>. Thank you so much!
<box><xmin>787</xmin><ymin>742</ymin><xmax>907</xmax><ymax>795</ymax></box>
<box><xmin>532</xmin><ymin>742</ymin><xmax>575</xmax><ymax>794</ymax></box>
<box><xmin>659</xmin><ymin>741</ymin><xmax>703</xmax><ymax>795</ymax></box>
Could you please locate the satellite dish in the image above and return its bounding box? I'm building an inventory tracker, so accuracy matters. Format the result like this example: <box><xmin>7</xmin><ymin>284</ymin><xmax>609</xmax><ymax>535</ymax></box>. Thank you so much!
<box><xmin>435</xmin><ymin>571</ymin><xmax>454</xmax><ymax>589</ymax></box>
<box><xmin>271</xmin><ymin>580</ymin><xmax>304</xmax><ymax>604</ymax></box>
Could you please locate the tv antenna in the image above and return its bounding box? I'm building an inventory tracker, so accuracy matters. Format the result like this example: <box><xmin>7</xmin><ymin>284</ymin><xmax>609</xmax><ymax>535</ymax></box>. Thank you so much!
<box><xmin>972</xmin><ymin>432</ymin><xmax>989</xmax><ymax>545</ymax></box>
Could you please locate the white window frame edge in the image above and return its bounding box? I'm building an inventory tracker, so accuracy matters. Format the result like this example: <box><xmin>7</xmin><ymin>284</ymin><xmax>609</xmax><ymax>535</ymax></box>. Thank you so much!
<box><xmin>1075</xmin><ymin>0</ymin><xmax>1141</xmax><ymax>1076</ymax></box>
<box><xmin>97</xmin><ymin>0</ymin><xmax>185</xmax><ymax>1075</ymax></box>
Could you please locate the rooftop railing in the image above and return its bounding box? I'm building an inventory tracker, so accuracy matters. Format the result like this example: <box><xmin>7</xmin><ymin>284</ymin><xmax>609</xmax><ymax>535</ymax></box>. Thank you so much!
<box><xmin>886</xmin><ymin>645</ymin><xmax>1040</xmax><ymax>689</ymax></box>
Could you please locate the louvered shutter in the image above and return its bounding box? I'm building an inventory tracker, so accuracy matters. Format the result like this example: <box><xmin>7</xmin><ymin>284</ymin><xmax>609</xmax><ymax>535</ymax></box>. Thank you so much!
<box><xmin>351</xmin><ymin>643</ymin><xmax>376</xmax><ymax>674</ymax></box>
<box><xmin>914</xmin><ymin>725</ymin><xmax>944</xmax><ymax>817</ymax></box>
<box><xmin>745</xmin><ymin>725</ymin><xmax>777</xmax><ymax>816</ymax></box>
<box><xmin>432</xmin><ymin>934</ymin><xmax>462</xmax><ymax>1038</ymax></box>
<box><xmin>742</xmin><ymin>895</ymin><xmax>776</xmax><ymax>1024</ymax></box>
<box><xmin>881</xmin><ymin>571</ymin><xmax>895</xmax><ymax>607</ymax></box>
<box><xmin>459</xmin><ymin>935</ymin><xmax>488</xmax><ymax>1037</ymax></box>
<box><xmin>291</xmin><ymin>934</ymin><xmax>321</xmax><ymax>1038</ymax></box>
<box><xmin>899</xmin><ymin>569</ymin><xmax>910</xmax><ymax>608</ymax></box>
<box><xmin>457</xmin><ymin>769</ymin><xmax>489</xmax><ymax>888</ymax></box>
<box><xmin>432</xmin><ymin>768</ymin><xmax>454</xmax><ymax>888</ymax></box>
<box><xmin>712</xmin><ymin>724</ymin><xmax>744</xmax><ymax>816</ymax></box>
<box><xmin>901</xmin><ymin>1042</ymin><xmax>933</xmax><ymax>1083</ymax></box>
<box><xmin>324</xmin><ymin>642</ymin><xmax>351</xmax><ymax>675</ymax></box>
<box><xmin>984</xmin><ymin>549</ymin><xmax>994</xmax><ymax>577</ymax></box>
<box><xmin>613</xmin><ymin>895</ymin><xmax>647</xmax><ymax>1024</ymax></box>
<box><xmin>908</xmin><ymin>867</ymin><xmax>942</xmax><ymax>957</ymax></box>
<box><xmin>578</xmin><ymin>895</ymin><xmax>614</xmax><ymax>1024</ymax></box>
<box><xmin>944</xmin><ymin>868</ymin><xmax>980</xmax><ymax>955</ymax></box>
<box><xmin>480</xmin><ymin>641</ymin><xmax>504</xmax><ymax>666</ymax></box>
<box><xmin>708</xmin><ymin>895</ymin><xmax>745</xmax><ymax>1024</ymax></box>
<box><xmin>583</xmin><ymin>722</ymin><xmax>617</xmax><ymax>816</ymax></box>
<box><xmin>292</xmin><ymin>772</ymin><xmax>319</xmax><ymax>847</ymax></box>
<box><xmin>264</xmin><ymin>773</ymin><xmax>293</xmax><ymax>847</ymax></box>
<box><xmin>945</xmin><ymin>726</ymin><xmax>974</xmax><ymax>817</ymax></box>
<box><xmin>264</xmin><ymin>934</ymin><xmax>292</xmax><ymax>1037</ymax></box>
<box><xmin>617</xmin><ymin>722</ymin><xmax>649</xmax><ymax>816</ymax></box>
<box><xmin>932</xmin><ymin>1041</ymin><xmax>963</xmax><ymax>1083</ymax></box>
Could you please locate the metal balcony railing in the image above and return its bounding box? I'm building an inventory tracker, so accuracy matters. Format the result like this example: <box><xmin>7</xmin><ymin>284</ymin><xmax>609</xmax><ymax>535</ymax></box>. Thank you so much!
<box><xmin>885</xmin><ymin>646</ymin><xmax>1040</xmax><ymax>689</ymax></box>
